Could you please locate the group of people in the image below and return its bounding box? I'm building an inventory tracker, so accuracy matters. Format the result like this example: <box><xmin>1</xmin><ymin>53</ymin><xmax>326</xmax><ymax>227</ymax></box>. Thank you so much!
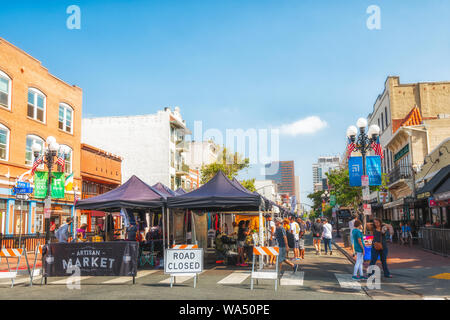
<box><xmin>349</xmin><ymin>216</ymin><xmax>393</xmax><ymax>280</ymax></box>
<box><xmin>310</xmin><ymin>217</ymin><xmax>333</xmax><ymax>255</ymax></box>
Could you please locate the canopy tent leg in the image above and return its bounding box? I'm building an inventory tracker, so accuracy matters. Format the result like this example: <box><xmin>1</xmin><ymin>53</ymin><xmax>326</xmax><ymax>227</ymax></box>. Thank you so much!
<box><xmin>161</xmin><ymin>206</ymin><xmax>166</xmax><ymax>251</ymax></box>
<box><xmin>259</xmin><ymin>206</ymin><xmax>263</xmax><ymax>270</ymax></box>
<box><xmin>166</xmin><ymin>207</ymin><xmax>170</xmax><ymax>248</ymax></box>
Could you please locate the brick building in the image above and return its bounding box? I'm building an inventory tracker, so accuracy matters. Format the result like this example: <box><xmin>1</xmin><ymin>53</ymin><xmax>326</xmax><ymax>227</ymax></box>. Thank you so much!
<box><xmin>80</xmin><ymin>144</ymin><xmax>122</xmax><ymax>232</ymax></box>
<box><xmin>0</xmin><ymin>38</ymin><xmax>82</xmax><ymax>235</ymax></box>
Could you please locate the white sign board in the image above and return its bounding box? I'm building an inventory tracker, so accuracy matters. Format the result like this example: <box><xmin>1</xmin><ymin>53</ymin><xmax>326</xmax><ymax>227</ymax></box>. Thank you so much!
<box><xmin>362</xmin><ymin>187</ymin><xmax>370</xmax><ymax>201</ymax></box>
<box><xmin>363</xmin><ymin>203</ymin><xmax>372</xmax><ymax>215</ymax></box>
<box><xmin>164</xmin><ymin>249</ymin><xmax>203</xmax><ymax>274</ymax></box>
<box><xmin>361</xmin><ymin>175</ymin><xmax>369</xmax><ymax>187</ymax></box>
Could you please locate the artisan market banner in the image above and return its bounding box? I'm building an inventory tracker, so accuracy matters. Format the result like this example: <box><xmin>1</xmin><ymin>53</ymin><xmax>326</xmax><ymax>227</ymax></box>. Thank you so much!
<box><xmin>34</xmin><ymin>171</ymin><xmax>48</xmax><ymax>198</ymax></box>
<box><xmin>51</xmin><ymin>172</ymin><xmax>66</xmax><ymax>199</ymax></box>
<box><xmin>43</xmin><ymin>242</ymin><xmax>139</xmax><ymax>277</ymax></box>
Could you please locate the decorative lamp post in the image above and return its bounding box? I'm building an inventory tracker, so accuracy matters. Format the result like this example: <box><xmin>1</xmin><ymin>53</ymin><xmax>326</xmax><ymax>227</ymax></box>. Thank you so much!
<box><xmin>347</xmin><ymin>119</ymin><xmax>381</xmax><ymax>232</ymax></box>
<box><xmin>32</xmin><ymin>136</ymin><xmax>69</xmax><ymax>244</ymax></box>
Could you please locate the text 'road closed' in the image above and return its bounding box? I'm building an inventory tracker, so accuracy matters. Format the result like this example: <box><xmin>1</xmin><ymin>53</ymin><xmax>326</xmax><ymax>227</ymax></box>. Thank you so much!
<box><xmin>165</xmin><ymin>249</ymin><xmax>203</xmax><ymax>274</ymax></box>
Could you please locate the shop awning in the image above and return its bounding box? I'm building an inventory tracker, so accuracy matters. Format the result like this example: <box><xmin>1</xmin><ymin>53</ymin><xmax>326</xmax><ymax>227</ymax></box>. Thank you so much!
<box><xmin>434</xmin><ymin>176</ymin><xmax>450</xmax><ymax>201</ymax></box>
<box><xmin>416</xmin><ymin>165</ymin><xmax>450</xmax><ymax>199</ymax></box>
<box><xmin>75</xmin><ymin>175</ymin><xmax>165</xmax><ymax>211</ymax></box>
<box><xmin>383</xmin><ymin>198</ymin><xmax>404</xmax><ymax>209</ymax></box>
<box><xmin>167</xmin><ymin>171</ymin><xmax>263</xmax><ymax>211</ymax></box>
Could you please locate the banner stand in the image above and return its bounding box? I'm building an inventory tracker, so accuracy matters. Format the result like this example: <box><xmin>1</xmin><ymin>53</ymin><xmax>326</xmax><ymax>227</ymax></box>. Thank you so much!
<box><xmin>0</xmin><ymin>247</ymin><xmax>31</xmax><ymax>288</ymax></box>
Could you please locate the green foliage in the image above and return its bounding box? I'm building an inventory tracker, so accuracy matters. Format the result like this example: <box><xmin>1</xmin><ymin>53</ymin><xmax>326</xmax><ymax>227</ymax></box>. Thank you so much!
<box><xmin>240</xmin><ymin>179</ymin><xmax>256</xmax><ymax>192</ymax></box>
<box><xmin>200</xmin><ymin>147</ymin><xmax>250</xmax><ymax>184</ymax></box>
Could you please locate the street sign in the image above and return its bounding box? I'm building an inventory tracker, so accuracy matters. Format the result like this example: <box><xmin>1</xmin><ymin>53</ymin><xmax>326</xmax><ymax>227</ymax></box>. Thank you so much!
<box><xmin>15</xmin><ymin>194</ymin><xmax>29</xmax><ymax>201</ymax></box>
<box><xmin>44</xmin><ymin>197</ymin><xmax>52</xmax><ymax>218</ymax></box>
<box><xmin>362</xmin><ymin>187</ymin><xmax>370</xmax><ymax>201</ymax></box>
<box><xmin>16</xmin><ymin>181</ymin><xmax>30</xmax><ymax>189</ymax></box>
<box><xmin>164</xmin><ymin>249</ymin><xmax>203</xmax><ymax>274</ymax></box>
<box><xmin>361</xmin><ymin>175</ymin><xmax>369</xmax><ymax>187</ymax></box>
<box><xmin>363</xmin><ymin>203</ymin><xmax>372</xmax><ymax>215</ymax></box>
<box><xmin>330</xmin><ymin>195</ymin><xmax>336</xmax><ymax>206</ymax></box>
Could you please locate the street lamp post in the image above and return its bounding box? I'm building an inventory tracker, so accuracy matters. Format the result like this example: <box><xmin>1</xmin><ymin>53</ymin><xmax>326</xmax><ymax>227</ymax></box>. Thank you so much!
<box><xmin>347</xmin><ymin>118</ymin><xmax>381</xmax><ymax>233</ymax></box>
<box><xmin>321</xmin><ymin>190</ymin><xmax>329</xmax><ymax>217</ymax></box>
<box><xmin>32</xmin><ymin>136</ymin><xmax>69</xmax><ymax>244</ymax></box>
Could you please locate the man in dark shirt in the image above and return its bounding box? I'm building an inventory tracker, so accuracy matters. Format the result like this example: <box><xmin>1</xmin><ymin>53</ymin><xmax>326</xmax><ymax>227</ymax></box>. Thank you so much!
<box><xmin>311</xmin><ymin>218</ymin><xmax>324</xmax><ymax>255</ymax></box>
<box><xmin>274</xmin><ymin>218</ymin><xmax>297</xmax><ymax>273</ymax></box>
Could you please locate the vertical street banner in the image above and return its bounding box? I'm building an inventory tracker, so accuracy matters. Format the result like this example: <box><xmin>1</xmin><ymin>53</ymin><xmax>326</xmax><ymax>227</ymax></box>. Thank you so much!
<box><xmin>348</xmin><ymin>156</ymin><xmax>363</xmax><ymax>187</ymax></box>
<box><xmin>51</xmin><ymin>172</ymin><xmax>66</xmax><ymax>199</ymax></box>
<box><xmin>348</xmin><ymin>156</ymin><xmax>382</xmax><ymax>186</ymax></box>
<box><xmin>366</xmin><ymin>156</ymin><xmax>382</xmax><ymax>186</ymax></box>
<box><xmin>34</xmin><ymin>171</ymin><xmax>48</xmax><ymax>198</ymax></box>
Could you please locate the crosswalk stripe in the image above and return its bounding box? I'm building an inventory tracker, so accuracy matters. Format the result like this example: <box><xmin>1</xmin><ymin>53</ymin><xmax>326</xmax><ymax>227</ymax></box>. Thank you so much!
<box><xmin>49</xmin><ymin>276</ymin><xmax>92</xmax><ymax>285</ymax></box>
<box><xmin>103</xmin><ymin>270</ymin><xmax>158</xmax><ymax>284</ymax></box>
<box><xmin>334</xmin><ymin>274</ymin><xmax>362</xmax><ymax>290</ymax></box>
<box><xmin>159</xmin><ymin>271</ymin><xmax>205</xmax><ymax>284</ymax></box>
<box><xmin>218</xmin><ymin>271</ymin><xmax>250</xmax><ymax>284</ymax></box>
<box><xmin>280</xmin><ymin>271</ymin><xmax>304</xmax><ymax>286</ymax></box>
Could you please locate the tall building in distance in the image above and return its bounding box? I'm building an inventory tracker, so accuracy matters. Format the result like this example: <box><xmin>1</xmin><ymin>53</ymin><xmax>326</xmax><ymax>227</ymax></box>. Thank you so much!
<box><xmin>265</xmin><ymin>161</ymin><xmax>298</xmax><ymax>206</ymax></box>
<box><xmin>312</xmin><ymin>156</ymin><xmax>341</xmax><ymax>192</ymax></box>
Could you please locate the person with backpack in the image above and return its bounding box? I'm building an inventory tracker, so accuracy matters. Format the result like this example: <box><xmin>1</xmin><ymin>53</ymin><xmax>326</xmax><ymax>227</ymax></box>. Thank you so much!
<box><xmin>297</xmin><ymin>217</ymin><xmax>306</xmax><ymax>259</ymax></box>
<box><xmin>311</xmin><ymin>218</ymin><xmax>324</xmax><ymax>255</ymax></box>
<box><xmin>274</xmin><ymin>218</ymin><xmax>297</xmax><ymax>273</ymax></box>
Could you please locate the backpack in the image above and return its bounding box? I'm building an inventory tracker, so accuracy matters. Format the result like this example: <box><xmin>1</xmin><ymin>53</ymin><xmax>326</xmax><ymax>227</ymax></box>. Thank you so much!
<box><xmin>286</xmin><ymin>231</ymin><xmax>295</xmax><ymax>248</ymax></box>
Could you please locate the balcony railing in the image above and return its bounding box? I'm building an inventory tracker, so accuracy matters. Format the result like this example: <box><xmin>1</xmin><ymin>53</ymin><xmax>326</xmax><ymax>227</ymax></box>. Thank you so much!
<box><xmin>388</xmin><ymin>165</ymin><xmax>412</xmax><ymax>185</ymax></box>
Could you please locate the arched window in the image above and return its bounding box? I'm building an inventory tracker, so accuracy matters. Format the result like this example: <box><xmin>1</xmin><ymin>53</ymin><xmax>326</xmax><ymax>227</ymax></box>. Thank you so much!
<box><xmin>60</xmin><ymin>145</ymin><xmax>73</xmax><ymax>174</ymax></box>
<box><xmin>0</xmin><ymin>124</ymin><xmax>10</xmax><ymax>161</ymax></box>
<box><xmin>27</xmin><ymin>88</ymin><xmax>46</xmax><ymax>123</ymax></box>
<box><xmin>0</xmin><ymin>70</ymin><xmax>11</xmax><ymax>110</ymax></box>
<box><xmin>59</xmin><ymin>103</ymin><xmax>73</xmax><ymax>133</ymax></box>
<box><xmin>25</xmin><ymin>135</ymin><xmax>44</xmax><ymax>166</ymax></box>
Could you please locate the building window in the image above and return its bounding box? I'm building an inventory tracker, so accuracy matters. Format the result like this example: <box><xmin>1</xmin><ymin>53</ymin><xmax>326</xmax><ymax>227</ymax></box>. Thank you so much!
<box><xmin>380</xmin><ymin>112</ymin><xmax>384</xmax><ymax>131</ymax></box>
<box><xmin>0</xmin><ymin>124</ymin><xmax>10</xmax><ymax>161</ymax></box>
<box><xmin>25</xmin><ymin>135</ymin><xmax>44</xmax><ymax>166</ymax></box>
<box><xmin>59</xmin><ymin>103</ymin><xmax>73</xmax><ymax>133</ymax></box>
<box><xmin>0</xmin><ymin>70</ymin><xmax>11</xmax><ymax>110</ymax></box>
<box><xmin>385</xmin><ymin>107</ymin><xmax>388</xmax><ymax>127</ymax></box>
<box><xmin>27</xmin><ymin>88</ymin><xmax>46</xmax><ymax>123</ymax></box>
<box><xmin>60</xmin><ymin>145</ymin><xmax>73</xmax><ymax>174</ymax></box>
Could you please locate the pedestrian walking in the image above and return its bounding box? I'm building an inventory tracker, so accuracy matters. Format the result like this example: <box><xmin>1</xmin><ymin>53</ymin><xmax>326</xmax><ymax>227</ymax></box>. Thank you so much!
<box><xmin>55</xmin><ymin>217</ymin><xmax>73</xmax><ymax>243</ymax></box>
<box><xmin>352</xmin><ymin>220</ymin><xmax>367</xmax><ymax>280</ymax></box>
<box><xmin>322</xmin><ymin>218</ymin><xmax>333</xmax><ymax>255</ymax></box>
<box><xmin>289</xmin><ymin>215</ymin><xmax>300</xmax><ymax>260</ymax></box>
<box><xmin>274</xmin><ymin>217</ymin><xmax>297</xmax><ymax>273</ymax></box>
<box><xmin>369</xmin><ymin>218</ymin><xmax>392</xmax><ymax>278</ymax></box>
<box><xmin>297</xmin><ymin>217</ymin><xmax>306</xmax><ymax>259</ymax></box>
<box><xmin>311</xmin><ymin>218</ymin><xmax>324</xmax><ymax>255</ymax></box>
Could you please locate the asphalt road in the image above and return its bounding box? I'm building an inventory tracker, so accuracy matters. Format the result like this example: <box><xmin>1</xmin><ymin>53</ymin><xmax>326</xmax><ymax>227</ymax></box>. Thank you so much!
<box><xmin>0</xmin><ymin>234</ymin><xmax>446</xmax><ymax>300</ymax></box>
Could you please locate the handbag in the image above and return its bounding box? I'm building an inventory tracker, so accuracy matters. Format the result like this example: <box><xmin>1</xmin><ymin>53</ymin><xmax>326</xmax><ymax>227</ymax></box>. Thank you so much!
<box><xmin>373</xmin><ymin>230</ymin><xmax>383</xmax><ymax>250</ymax></box>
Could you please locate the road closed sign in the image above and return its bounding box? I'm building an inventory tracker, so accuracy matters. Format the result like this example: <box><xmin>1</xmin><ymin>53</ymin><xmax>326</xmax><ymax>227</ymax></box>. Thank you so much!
<box><xmin>164</xmin><ymin>249</ymin><xmax>203</xmax><ymax>274</ymax></box>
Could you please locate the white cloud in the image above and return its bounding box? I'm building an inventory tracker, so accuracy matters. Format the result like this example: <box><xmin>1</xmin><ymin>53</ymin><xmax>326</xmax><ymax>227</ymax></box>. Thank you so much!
<box><xmin>278</xmin><ymin>116</ymin><xmax>327</xmax><ymax>136</ymax></box>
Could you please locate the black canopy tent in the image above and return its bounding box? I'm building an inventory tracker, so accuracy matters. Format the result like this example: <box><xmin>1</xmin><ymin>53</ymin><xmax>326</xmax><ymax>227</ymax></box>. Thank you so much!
<box><xmin>168</xmin><ymin>171</ymin><xmax>265</xmax><ymax>249</ymax></box>
<box><xmin>152</xmin><ymin>182</ymin><xmax>178</xmax><ymax>248</ymax></box>
<box><xmin>75</xmin><ymin>175</ymin><xmax>166</xmax><ymax>243</ymax></box>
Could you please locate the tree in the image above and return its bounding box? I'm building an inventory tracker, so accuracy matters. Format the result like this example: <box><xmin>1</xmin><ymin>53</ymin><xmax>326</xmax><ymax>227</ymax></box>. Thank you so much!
<box><xmin>240</xmin><ymin>178</ymin><xmax>256</xmax><ymax>192</ymax></box>
<box><xmin>200</xmin><ymin>147</ymin><xmax>250</xmax><ymax>184</ymax></box>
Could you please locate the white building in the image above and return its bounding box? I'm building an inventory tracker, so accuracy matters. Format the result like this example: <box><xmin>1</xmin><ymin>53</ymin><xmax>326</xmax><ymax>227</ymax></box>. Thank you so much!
<box><xmin>82</xmin><ymin>107</ymin><xmax>191</xmax><ymax>189</ymax></box>
<box><xmin>254</xmin><ymin>180</ymin><xmax>279</xmax><ymax>203</ymax></box>
<box><xmin>312</xmin><ymin>156</ymin><xmax>341</xmax><ymax>192</ymax></box>
<box><xmin>184</xmin><ymin>140</ymin><xmax>220</xmax><ymax>171</ymax></box>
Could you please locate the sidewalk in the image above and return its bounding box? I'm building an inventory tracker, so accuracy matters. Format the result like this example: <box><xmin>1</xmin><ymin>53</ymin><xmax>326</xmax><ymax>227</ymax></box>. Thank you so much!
<box><xmin>333</xmin><ymin>237</ymin><xmax>449</xmax><ymax>270</ymax></box>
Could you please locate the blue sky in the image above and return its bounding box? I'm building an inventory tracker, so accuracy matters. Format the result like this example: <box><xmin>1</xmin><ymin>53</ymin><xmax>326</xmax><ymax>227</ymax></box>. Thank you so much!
<box><xmin>2</xmin><ymin>0</ymin><xmax>450</xmax><ymax>205</ymax></box>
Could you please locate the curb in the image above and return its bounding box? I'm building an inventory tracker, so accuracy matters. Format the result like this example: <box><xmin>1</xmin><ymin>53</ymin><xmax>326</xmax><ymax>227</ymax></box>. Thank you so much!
<box><xmin>333</xmin><ymin>241</ymin><xmax>355</xmax><ymax>265</ymax></box>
